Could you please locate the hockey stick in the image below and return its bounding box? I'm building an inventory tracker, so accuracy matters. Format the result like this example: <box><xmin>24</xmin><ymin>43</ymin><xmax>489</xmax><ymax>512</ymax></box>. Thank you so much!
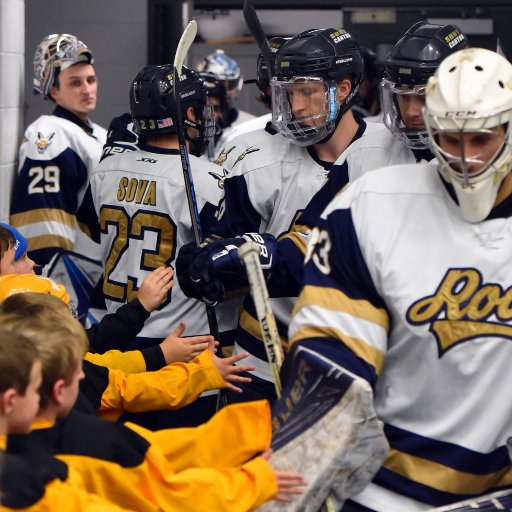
<box><xmin>173</xmin><ymin>20</ymin><xmax>220</xmax><ymax>340</ymax></box>
<box><xmin>428</xmin><ymin>489</ymin><xmax>512</xmax><ymax>511</ymax></box>
<box><xmin>243</xmin><ymin>0</ymin><xmax>275</xmax><ymax>78</ymax></box>
<box><xmin>239</xmin><ymin>241</ymin><xmax>284</xmax><ymax>397</ymax></box>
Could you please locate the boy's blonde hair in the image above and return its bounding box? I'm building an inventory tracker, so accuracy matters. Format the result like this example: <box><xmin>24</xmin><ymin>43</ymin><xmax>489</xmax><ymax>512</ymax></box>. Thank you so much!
<box><xmin>0</xmin><ymin>327</ymin><xmax>39</xmax><ymax>395</ymax></box>
<box><xmin>0</xmin><ymin>293</ymin><xmax>87</xmax><ymax>408</ymax></box>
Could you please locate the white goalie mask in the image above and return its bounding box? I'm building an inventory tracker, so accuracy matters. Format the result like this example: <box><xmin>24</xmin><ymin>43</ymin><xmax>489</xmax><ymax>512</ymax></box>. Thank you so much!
<box><xmin>33</xmin><ymin>33</ymin><xmax>93</xmax><ymax>100</ymax></box>
<box><xmin>424</xmin><ymin>48</ymin><xmax>512</xmax><ymax>222</ymax></box>
<box><xmin>271</xmin><ymin>76</ymin><xmax>343</xmax><ymax>147</ymax></box>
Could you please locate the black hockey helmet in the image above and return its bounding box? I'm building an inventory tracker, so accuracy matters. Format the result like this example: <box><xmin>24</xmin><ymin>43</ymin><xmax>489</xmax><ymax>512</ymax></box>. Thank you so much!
<box><xmin>384</xmin><ymin>21</ymin><xmax>469</xmax><ymax>87</ymax></box>
<box><xmin>129</xmin><ymin>64</ymin><xmax>215</xmax><ymax>156</ymax></box>
<box><xmin>252</xmin><ymin>36</ymin><xmax>290</xmax><ymax>108</ymax></box>
<box><xmin>381</xmin><ymin>21</ymin><xmax>469</xmax><ymax>149</ymax></box>
<box><xmin>274</xmin><ymin>28</ymin><xmax>363</xmax><ymax>83</ymax></box>
<box><xmin>271</xmin><ymin>28</ymin><xmax>363</xmax><ymax>146</ymax></box>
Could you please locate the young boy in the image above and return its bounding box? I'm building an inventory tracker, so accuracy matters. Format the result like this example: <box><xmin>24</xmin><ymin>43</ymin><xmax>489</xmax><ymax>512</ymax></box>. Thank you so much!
<box><xmin>1</xmin><ymin>309</ymin><xmax>305</xmax><ymax>511</ymax></box>
<box><xmin>0</xmin><ymin>223</ymin><xmax>36</xmax><ymax>275</ymax></box>
<box><xmin>0</xmin><ymin>327</ymin><xmax>135</xmax><ymax>511</ymax></box>
<box><xmin>0</xmin><ymin>291</ymin><xmax>254</xmax><ymax>419</ymax></box>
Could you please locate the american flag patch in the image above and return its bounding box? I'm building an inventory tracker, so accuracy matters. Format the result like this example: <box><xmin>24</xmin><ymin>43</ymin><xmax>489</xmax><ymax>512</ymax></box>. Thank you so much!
<box><xmin>157</xmin><ymin>117</ymin><xmax>173</xmax><ymax>128</ymax></box>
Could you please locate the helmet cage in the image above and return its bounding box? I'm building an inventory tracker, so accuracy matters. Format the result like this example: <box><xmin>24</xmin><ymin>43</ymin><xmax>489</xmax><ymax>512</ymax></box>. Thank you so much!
<box><xmin>271</xmin><ymin>76</ymin><xmax>340</xmax><ymax>146</ymax></box>
<box><xmin>381</xmin><ymin>78</ymin><xmax>430</xmax><ymax>149</ymax></box>
<box><xmin>424</xmin><ymin>109</ymin><xmax>512</xmax><ymax>188</ymax></box>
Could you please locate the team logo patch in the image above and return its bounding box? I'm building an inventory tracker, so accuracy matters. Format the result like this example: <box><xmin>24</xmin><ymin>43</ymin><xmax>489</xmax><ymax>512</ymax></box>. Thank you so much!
<box><xmin>35</xmin><ymin>131</ymin><xmax>55</xmax><ymax>153</ymax></box>
<box><xmin>233</xmin><ymin>146</ymin><xmax>260</xmax><ymax>167</ymax></box>
<box><xmin>208</xmin><ymin>167</ymin><xmax>229</xmax><ymax>189</ymax></box>
<box><xmin>214</xmin><ymin>145</ymin><xmax>236</xmax><ymax>167</ymax></box>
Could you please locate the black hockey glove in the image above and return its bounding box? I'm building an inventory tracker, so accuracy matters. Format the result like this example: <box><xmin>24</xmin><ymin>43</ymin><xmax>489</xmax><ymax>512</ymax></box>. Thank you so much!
<box><xmin>177</xmin><ymin>233</ymin><xmax>277</xmax><ymax>305</ymax></box>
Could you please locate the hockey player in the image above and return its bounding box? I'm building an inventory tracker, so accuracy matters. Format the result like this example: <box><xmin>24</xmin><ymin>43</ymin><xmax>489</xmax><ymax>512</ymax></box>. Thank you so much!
<box><xmin>10</xmin><ymin>34</ymin><xmax>106</xmax><ymax>266</ymax></box>
<box><xmin>197</xmin><ymin>49</ymin><xmax>256</xmax><ymax>150</ymax></box>
<box><xmin>288</xmin><ymin>47</ymin><xmax>512</xmax><ymax>511</ymax></box>
<box><xmin>381</xmin><ymin>21</ymin><xmax>469</xmax><ymax>161</ymax></box>
<box><xmin>177</xmin><ymin>27</ymin><xmax>416</xmax><ymax>403</ymax></box>
<box><xmin>76</xmin><ymin>63</ymin><xmax>220</xmax><ymax>348</ymax></box>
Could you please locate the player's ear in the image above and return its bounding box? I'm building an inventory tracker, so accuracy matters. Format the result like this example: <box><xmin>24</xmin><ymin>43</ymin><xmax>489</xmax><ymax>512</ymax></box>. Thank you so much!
<box><xmin>0</xmin><ymin>388</ymin><xmax>16</xmax><ymax>416</ymax></box>
<box><xmin>185</xmin><ymin>106</ymin><xmax>197</xmax><ymax>122</ymax></box>
<box><xmin>52</xmin><ymin>379</ymin><xmax>67</xmax><ymax>406</ymax></box>
<box><xmin>336</xmin><ymin>78</ymin><xmax>352</xmax><ymax>103</ymax></box>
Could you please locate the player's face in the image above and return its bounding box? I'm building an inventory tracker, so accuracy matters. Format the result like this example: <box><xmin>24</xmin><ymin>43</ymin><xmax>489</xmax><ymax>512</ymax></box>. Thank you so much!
<box><xmin>397</xmin><ymin>93</ymin><xmax>426</xmax><ymax>130</ymax></box>
<box><xmin>50</xmin><ymin>63</ymin><xmax>97</xmax><ymax>121</ymax></box>
<box><xmin>209</xmin><ymin>95</ymin><xmax>223</xmax><ymax>125</ymax></box>
<box><xmin>0</xmin><ymin>247</ymin><xmax>35</xmax><ymax>275</ymax></box>
<box><xmin>7</xmin><ymin>360</ymin><xmax>42</xmax><ymax>434</ymax></box>
<box><xmin>286</xmin><ymin>80</ymin><xmax>328</xmax><ymax>126</ymax></box>
<box><xmin>438</xmin><ymin>126</ymin><xmax>506</xmax><ymax>175</ymax></box>
<box><xmin>57</xmin><ymin>362</ymin><xmax>85</xmax><ymax>418</ymax></box>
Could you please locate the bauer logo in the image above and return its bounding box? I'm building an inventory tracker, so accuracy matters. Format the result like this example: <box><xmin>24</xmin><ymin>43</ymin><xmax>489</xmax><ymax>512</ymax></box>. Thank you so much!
<box><xmin>335</xmin><ymin>57</ymin><xmax>353</xmax><ymax>65</ymax></box>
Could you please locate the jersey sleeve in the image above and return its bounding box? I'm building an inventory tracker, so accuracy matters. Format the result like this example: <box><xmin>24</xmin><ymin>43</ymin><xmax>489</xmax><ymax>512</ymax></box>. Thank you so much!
<box><xmin>82</xmin><ymin>350</ymin><xmax>224</xmax><ymax>418</ymax></box>
<box><xmin>288</xmin><ymin>199</ymin><xmax>390</xmax><ymax>387</ymax></box>
<box><xmin>268</xmin><ymin>160</ymin><xmax>352</xmax><ymax>298</ymax></box>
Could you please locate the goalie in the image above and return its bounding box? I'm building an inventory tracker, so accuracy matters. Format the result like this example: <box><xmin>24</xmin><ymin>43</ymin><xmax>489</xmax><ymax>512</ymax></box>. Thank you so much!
<box><xmin>287</xmin><ymin>47</ymin><xmax>512</xmax><ymax>511</ymax></box>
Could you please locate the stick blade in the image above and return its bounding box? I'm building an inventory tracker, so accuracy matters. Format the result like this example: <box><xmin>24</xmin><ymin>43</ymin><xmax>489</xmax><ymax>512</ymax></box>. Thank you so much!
<box><xmin>428</xmin><ymin>490</ymin><xmax>512</xmax><ymax>511</ymax></box>
<box><xmin>174</xmin><ymin>20</ymin><xmax>197</xmax><ymax>76</ymax></box>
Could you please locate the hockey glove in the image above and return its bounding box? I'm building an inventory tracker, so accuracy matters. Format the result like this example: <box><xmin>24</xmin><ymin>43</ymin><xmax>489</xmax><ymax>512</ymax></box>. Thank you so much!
<box><xmin>180</xmin><ymin>233</ymin><xmax>277</xmax><ymax>305</ymax></box>
<box><xmin>176</xmin><ymin>242</ymin><xmax>224</xmax><ymax>305</ymax></box>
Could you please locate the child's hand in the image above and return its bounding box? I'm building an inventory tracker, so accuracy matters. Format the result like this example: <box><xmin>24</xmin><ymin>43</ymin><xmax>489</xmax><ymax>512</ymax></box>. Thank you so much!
<box><xmin>159</xmin><ymin>321</ymin><xmax>212</xmax><ymax>363</ymax></box>
<box><xmin>137</xmin><ymin>266</ymin><xmax>174</xmax><ymax>312</ymax></box>
<box><xmin>211</xmin><ymin>348</ymin><xmax>255</xmax><ymax>393</ymax></box>
<box><xmin>261</xmin><ymin>449</ymin><xmax>307</xmax><ymax>502</ymax></box>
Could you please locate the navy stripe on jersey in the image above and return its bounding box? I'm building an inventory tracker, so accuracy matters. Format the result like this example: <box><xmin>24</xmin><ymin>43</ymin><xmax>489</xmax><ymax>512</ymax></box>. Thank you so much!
<box><xmin>385</xmin><ymin>423</ymin><xmax>510</xmax><ymax>474</ymax></box>
<box><xmin>211</xmin><ymin>175</ymin><xmax>262</xmax><ymax>237</ymax></box>
<box><xmin>297</xmin><ymin>161</ymin><xmax>350</xmax><ymax>229</ymax></box>
<box><xmin>374</xmin><ymin>466</ymin><xmax>477</xmax><ymax>508</ymax></box>
<box><xmin>77</xmin><ymin>185</ymin><xmax>101</xmax><ymax>242</ymax></box>
<box><xmin>306</xmin><ymin>208</ymin><xmax>386</xmax><ymax>308</ymax></box>
<box><xmin>11</xmin><ymin>150</ymin><xmax>88</xmax><ymax>216</ymax></box>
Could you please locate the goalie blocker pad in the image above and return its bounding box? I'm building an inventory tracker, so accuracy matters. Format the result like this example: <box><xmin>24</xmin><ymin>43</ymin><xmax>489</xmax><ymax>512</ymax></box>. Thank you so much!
<box><xmin>257</xmin><ymin>346</ymin><xmax>389</xmax><ymax>512</ymax></box>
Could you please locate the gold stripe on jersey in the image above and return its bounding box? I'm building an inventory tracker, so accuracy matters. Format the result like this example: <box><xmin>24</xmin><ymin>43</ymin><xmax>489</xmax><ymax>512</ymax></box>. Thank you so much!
<box><xmin>239</xmin><ymin>309</ymin><xmax>290</xmax><ymax>352</ymax></box>
<box><xmin>22</xmin><ymin>234</ymin><xmax>74</xmax><ymax>252</ymax></box>
<box><xmin>10</xmin><ymin>208</ymin><xmax>76</xmax><ymax>229</ymax></box>
<box><xmin>77</xmin><ymin>220</ymin><xmax>92</xmax><ymax>239</ymax></box>
<box><xmin>294</xmin><ymin>285</ymin><xmax>390</xmax><ymax>331</ymax></box>
<box><xmin>384</xmin><ymin>448</ymin><xmax>512</xmax><ymax>494</ymax></box>
<box><xmin>290</xmin><ymin>324</ymin><xmax>385</xmax><ymax>374</ymax></box>
<box><xmin>281</xmin><ymin>229</ymin><xmax>309</xmax><ymax>255</ymax></box>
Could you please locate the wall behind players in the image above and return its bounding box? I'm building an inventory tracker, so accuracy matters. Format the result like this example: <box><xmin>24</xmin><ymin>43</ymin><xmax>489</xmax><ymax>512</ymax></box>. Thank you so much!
<box><xmin>24</xmin><ymin>0</ymin><xmax>148</xmax><ymax>129</ymax></box>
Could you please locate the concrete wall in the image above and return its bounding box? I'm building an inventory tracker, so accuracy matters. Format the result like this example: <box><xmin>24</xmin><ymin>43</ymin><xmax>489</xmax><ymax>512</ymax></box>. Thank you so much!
<box><xmin>0</xmin><ymin>0</ymin><xmax>25</xmax><ymax>222</ymax></box>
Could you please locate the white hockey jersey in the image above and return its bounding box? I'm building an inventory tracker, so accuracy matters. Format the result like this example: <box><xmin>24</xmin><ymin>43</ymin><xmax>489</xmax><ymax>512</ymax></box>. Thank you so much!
<box><xmin>213</xmin><ymin>119</ymin><xmax>416</xmax><ymax>386</ymax></box>
<box><xmin>78</xmin><ymin>146</ymin><xmax>223</xmax><ymax>345</ymax></box>
<box><xmin>289</xmin><ymin>162</ymin><xmax>512</xmax><ymax>510</ymax></box>
<box><xmin>10</xmin><ymin>108</ymin><xmax>106</xmax><ymax>265</ymax></box>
